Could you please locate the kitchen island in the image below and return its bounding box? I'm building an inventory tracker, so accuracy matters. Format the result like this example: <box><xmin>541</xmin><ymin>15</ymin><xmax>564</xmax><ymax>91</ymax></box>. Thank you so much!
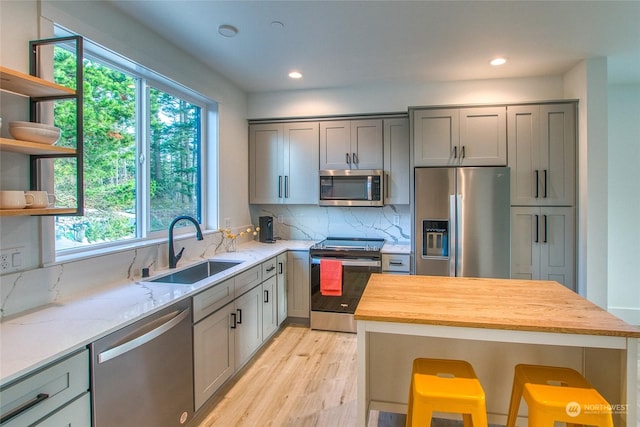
<box><xmin>354</xmin><ymin>274</ymin><xmax>640</xmax><ymax>426</ymax></box>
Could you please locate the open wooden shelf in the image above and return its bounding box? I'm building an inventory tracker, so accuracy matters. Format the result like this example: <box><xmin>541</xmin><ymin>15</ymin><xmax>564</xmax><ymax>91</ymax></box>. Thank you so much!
<box><xmin>0</xmin><ymin>137</ymin><xmax>76</xmax><ymax>155</ymax></box>
<box><xmin>0</xmin><ymin>207</ymin><xmax>77</xmax><ymax>217</ymax></box>
<box><xmin>0</xmin><ymin>66</ymin><xmax>75</xmax><ymax>98</ymax></box>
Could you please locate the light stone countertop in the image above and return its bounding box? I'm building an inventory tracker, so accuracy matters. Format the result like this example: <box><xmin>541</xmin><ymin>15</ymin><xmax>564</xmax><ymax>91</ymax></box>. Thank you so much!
<box><xmin>0</xmin><ymin>240</ymin><xmax>315</xmax><ymax>386</ymax></box>
<box><xmin>381</xmin><ymin>242</ymin><xmax>411</xmax><ymax>254</ymax></box>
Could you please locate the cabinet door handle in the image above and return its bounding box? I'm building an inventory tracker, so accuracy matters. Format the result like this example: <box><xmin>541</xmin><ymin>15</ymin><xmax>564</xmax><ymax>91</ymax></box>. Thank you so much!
<box><xmin>543</xmin><ymin>169</ymin><xmax>548</xmax><ymax>198</ymax></box>
<box><xmin>543</xmin><ymin>214</ymin><xmax>548</xmax><ymax>243</ymax></box>
<box><xmin>278</xmin><ymin>262</ymin><xmax>283</xmax><ymax>275</ymax></box>
<box><xmin>535</xmin><ymin>170</ymin><xmax>539</xmax><ymax>198</ymax></box>
<box><xmin>385</xmin><ymin>173</ymin><xmax>390</xmax><ymax>199</ymax></box>
<box><xmin>236</xmin><ymin>309</ymin><xmax>242</xmax><ymax>324</ymax></box>
<box><xmin>230</xmin><ymin>312</ymin><xmax>237</xmax><ymax>329</ymax></box>
<box><xmin>266</xmin><ymin>266</ymin><xmax>276</xmax><ymax>272</ymax></box>
<box><xmin>264</xmin><ymin>290</ymin><xmax>269</xmax><ymax>303</ymax></box>
<box><xmin>453</xmin><ymin>146</ymin><xmax>458</xmax><ymax>158</ymax></box>
<box><xmin>534</xmin><ymin>214</ymin><xmax>539</xmax><ymax>243</ymax></box>
<box><xmin>461</xmin><ymin>146</ymin><xmax>466</xmax><ymax>159</ymax></box>
<box><xmin>352</xmin><ymin>152</ymin><xmax>358</xmax><ymax>164</ymax></box>
<box><xmin>1</xmin><ymin>393</ymin><xmax>50</xmax><ymax>424</ymax></box>
<box><xmin>346</xmin><ymin>153</ymin><xmax>351</xmax><ymax>164</ymax></box>
<box><xmin>278</xmin><ymin>175</ymin><xmax>283</xmax><ymax>198</ymax></box>
<box><xmin>284</xmin><ymin>175</ymin><xmax>289</xmax><ymax>198</ymax></box>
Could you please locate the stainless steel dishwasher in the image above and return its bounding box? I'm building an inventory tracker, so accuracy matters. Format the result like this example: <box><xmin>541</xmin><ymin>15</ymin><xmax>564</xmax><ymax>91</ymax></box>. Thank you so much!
<box><xmin>90</xmin><ymin>299</ymin><xmax>194</xmax><ymax>426</ymax></box>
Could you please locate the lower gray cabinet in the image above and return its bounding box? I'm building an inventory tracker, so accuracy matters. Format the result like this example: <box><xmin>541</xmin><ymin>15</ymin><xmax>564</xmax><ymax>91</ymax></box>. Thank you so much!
<box><xmin>262</xmin><ymin>275</ymin><xmax>278</xmax><ymax>339</ymax></box>
<box><xmin>287</xmin><ymin>251</ymin><xmax>310</xmax><ymax>318</ymax></box>
<box><xmin>193</xmin><ymin>303</ymin><xmax>235</xmax><ymax>410</ymax></box>
<box><xmin>276</xmin><ymin>253</ymin><xmax>287</xmax><ymax>325</ymax></box>
<box><xmin>0</xmin><ymin>349</ymin><xmax>89</xmax><ymax>427</ymax></box>
<box><xmin>234</xmin><ymin>285</ymin><xmax>263</xmax><ymax>368</ymax></box>
<box><xmin>34</xmin><ymin>393</ymin><xmax>90</xmax><ymax>427</ymax></box>
<box><xmin>511</xmin><ymin>206</ymin><xmax>575</xmax><ymax>289</ymax></box>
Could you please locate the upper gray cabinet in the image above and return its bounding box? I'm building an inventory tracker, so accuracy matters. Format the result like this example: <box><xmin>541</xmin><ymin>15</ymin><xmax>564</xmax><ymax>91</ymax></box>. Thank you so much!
<box><xmin>413</xmin><ymin>106</ymin><xmax>507</xmax><ymax>167</ymax></box>
<box><xmin>507</xmin><ymin>103</ymin><xmax>576</xmax><ymax>206</ymax></box>
<box><xmin>320</xmin><ymin>119</ymin><xmax>383</xmax><ymax>170</ymax></box>
<box><xmin>249</xmin><ymin>122</ymin><xmax>319</xmax><ymax>204</ymax></box>
<box><xmin>383</xmin><ymin>117</ymin><xmax>410</xmax><ymax>205</ymax></box>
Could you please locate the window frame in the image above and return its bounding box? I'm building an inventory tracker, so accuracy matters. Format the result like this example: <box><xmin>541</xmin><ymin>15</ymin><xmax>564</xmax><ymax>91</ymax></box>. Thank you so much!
<box><xmin>50</xmin><ymin>28</ymin><xmax>216</xmax><ymax>260</ymax></box>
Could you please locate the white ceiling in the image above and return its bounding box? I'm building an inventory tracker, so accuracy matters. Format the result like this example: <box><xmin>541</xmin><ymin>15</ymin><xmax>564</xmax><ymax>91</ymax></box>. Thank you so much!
<box><xmin>107</xmin><ymin>0</ymin><xmax>640</xmax><ymax>93</ymax></box>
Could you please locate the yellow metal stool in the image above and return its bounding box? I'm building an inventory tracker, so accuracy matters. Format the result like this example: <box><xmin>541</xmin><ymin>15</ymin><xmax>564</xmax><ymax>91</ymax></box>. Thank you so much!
<box><xmin>523</xmin><ymin>383</ymin><xmax>613</xmax><ymax>427</ymax></box>
<box><xmin>506</xmin><ymin>364</ymin><xmax>611</xmax><ymax>427</ymax></box>
<box><xmin>406</xmin><ymin>358</ymin><xmax>488</xmax><ymax>427</ymax></box>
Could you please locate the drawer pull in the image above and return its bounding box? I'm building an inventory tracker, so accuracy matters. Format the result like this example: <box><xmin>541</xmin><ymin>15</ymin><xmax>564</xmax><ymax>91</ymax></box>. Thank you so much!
<box><xmin>1</xmin><ymin>393</ymin><xmax>49</xmax><ymax>423</ymax></box>
<box><xmin>389</xmin><ymin>261</ymin><xmax>404</xmax><ymax>266</ymax></box>
<box><xmin>266</xmin><ymin>266</ymin><xmax>276</xmax><ymax>272</ymax></box>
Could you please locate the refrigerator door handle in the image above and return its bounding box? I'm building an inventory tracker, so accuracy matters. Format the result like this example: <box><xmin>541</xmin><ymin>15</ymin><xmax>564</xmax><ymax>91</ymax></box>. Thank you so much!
<box><xmin>449</xmin><ymin>194</ymin><xmax>457</xmax><ymax>276</ymax></box>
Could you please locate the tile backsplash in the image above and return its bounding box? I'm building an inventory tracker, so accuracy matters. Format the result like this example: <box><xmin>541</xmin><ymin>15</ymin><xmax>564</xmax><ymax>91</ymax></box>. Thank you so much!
<box><xmin>249</xmin><ymin>204</ymin><xmax>411</xmax><ymax>242</ymax></box>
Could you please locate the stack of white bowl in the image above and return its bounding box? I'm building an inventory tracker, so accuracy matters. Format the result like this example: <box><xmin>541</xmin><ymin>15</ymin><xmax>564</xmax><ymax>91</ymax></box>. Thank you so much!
<box><xmin>9</xmin><ymin>121</ymin><xmax>61</xmax><ymax>145</ymax></box>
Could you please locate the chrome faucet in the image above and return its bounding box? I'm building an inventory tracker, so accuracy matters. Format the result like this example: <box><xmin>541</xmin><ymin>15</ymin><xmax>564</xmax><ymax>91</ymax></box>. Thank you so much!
<box><xmin>168</xmin><ymin>215</ymin><xmax>204</xmax><ymax>268</ymax></box>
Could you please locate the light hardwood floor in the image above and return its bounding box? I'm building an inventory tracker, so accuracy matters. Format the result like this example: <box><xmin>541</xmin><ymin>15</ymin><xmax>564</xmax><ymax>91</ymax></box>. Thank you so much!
<box><xmin>195</xmin><ymin>323</ymin><xmax>640</xmax><ymax>427</ymax></box>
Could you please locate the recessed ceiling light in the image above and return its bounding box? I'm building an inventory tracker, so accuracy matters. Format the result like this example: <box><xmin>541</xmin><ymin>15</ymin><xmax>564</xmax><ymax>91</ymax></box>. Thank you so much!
<box><xmin>218</xmin><ymin>24</ymin><xmax>238</xmax><ymax>38</ymax></box>
<box><xmin>490</xmin><ymin>57</ymin><xmax>507</xmax><ymax>66</ymax></box>
<box><xmin>288</xmin><ymin>71</ymin><xmax>303</xmax><ymax>79</ymax></box>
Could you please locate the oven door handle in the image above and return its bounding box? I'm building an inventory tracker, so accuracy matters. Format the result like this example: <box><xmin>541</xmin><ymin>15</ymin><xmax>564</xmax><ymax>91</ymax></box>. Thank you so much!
<box><xmin>310</xmin><ymin>257</ymin><xmax>381</xmax><ymax>268</ymax></box>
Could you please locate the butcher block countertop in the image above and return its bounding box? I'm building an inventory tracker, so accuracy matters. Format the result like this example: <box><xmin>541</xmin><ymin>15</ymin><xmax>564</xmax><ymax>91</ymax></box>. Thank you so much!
<box><xmin>354</xmin><ymin>274</ymin><xmax>640</xmax><ymax>338</ymax></box>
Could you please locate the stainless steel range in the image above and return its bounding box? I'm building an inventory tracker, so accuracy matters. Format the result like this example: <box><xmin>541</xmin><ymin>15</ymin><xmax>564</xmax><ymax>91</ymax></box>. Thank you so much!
<box><xmin>310</xmin><ymin>237</ymin><xmax>384</xmax><ymax>333</ymax></box>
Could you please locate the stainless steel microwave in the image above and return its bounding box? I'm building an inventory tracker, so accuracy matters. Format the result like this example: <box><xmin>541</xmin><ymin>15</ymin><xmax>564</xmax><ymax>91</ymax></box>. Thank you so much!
<box><xmin>319</xmin><ymin>170</ymin><xmax>384</xmax><ymax>207</ymax></box>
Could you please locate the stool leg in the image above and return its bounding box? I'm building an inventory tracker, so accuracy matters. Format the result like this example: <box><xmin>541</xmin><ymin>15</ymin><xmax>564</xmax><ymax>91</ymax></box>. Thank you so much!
<box><xmin>405</xmin><ymin>378</ymin><xmax>414</xmax><ymax>427</ymax></box>
<box><xmin>463</xmin><ymin>413</ymin><xmax>473</xmax><ymax>427</ymax></box>
<box><xmin>410</xmin><ymin>404</ymin><xmax>432</xmax><ymax>427</ymax></box>
<box><xmin>506</xmin><ymin>375</ymin><xmax>523</xmax><ymax>427</ymax></box>
<box><xmin>470</xmin><ymin>407</ymin><xmax>488</xmax><ymax>427</ymax></box>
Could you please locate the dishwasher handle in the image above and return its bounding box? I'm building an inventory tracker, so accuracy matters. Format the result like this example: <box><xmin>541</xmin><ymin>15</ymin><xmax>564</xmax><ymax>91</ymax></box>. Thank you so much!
<box><xmin>98</xmin><ymin>309</ymin><xmax>190</xmax><ymax>364</ymax></box>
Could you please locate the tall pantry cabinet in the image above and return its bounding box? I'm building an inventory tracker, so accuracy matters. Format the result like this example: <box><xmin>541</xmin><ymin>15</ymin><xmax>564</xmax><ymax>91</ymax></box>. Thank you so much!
<box><xmin>508</xmin><ymin>103</ymin><xmax>577</xmax><ymax>289</ymax></box>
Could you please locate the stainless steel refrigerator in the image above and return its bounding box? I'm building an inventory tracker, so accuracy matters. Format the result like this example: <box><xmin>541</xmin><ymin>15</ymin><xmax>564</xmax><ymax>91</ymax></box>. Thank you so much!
<box><xmin>414</xmin><ymin>167</ymin><xmax>510</xmax><ymax>278</ymax></box>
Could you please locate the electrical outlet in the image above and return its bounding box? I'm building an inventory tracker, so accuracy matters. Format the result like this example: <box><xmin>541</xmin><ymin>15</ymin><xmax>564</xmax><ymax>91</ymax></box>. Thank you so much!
<box><xmin>224</xmin><ymin>218</ymin><xmax>231</xmax><ymax>228</ymax></box>
<box><xmin>278</xmin><ymin>215</ymin><xmax>284</xmax><ymax>223</ymax></box>
<box><xmin>1</xmin><ymin>247</ymin><xmax>24</xmax><ymax>274</ymax></box>
<box><xmin>393</xmin><ymin>215</ymin><xmax>400</xmax><ymax>226</ymax></box>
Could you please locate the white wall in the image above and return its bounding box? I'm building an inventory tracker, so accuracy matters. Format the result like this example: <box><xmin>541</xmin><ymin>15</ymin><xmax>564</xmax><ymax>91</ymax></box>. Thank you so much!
<box><xmin>563</xmin><ymin>58</ymin><xmax>609</xmax><ymax>309</ymax></box>
<box><xmin>249</xmin><ymin>77</ymin><xmax>564</xmax><ymax>119</ymax></box>
<box><xmin>608</xmin><ymin>83</ymin><xmax>640</xmax><ymax>324</ymax></box>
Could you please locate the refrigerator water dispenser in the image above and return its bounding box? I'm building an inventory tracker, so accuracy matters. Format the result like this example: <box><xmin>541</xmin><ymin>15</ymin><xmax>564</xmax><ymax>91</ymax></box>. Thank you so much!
<box><xmin>422</xmin><ymin>220</ymin><xmax>448</xmax><ymax>257</ymax></box>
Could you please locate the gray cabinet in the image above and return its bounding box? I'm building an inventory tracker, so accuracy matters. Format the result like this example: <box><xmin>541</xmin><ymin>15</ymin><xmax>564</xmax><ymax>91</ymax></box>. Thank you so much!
<box><xmin>0</xmin><ymin>350</ymin><xmax>89</xmax><ymax>427</ymax></box>
<box><xmin>249</xmin><ymin>122</ymin><xmax>319</xmax><ymax>204</ymax></box>
<box><xmin>287</xmin><ymin>251</ymin><xmax>310</xmax><ymax>319</ymax></box>
<box><xmin>413</xmin><ymin>106</ymin><xmax>506</xmax><ymax>167</ymax></box>
<box><xmin>193</xmin><ymin>302</ymin><xmax>235</xmax><ymax>410</ymax></box>
<box><xmin>234</xmin><ymin>284</ymin><xmax>262</xmax><ymax>368</ymax></box>
<box><xmin>276</xmin><ymin>253</ymin><xmax>288</xmax><ymax>325</ymax></box>
<box><xmin>262</xmin><ymin>275</ymin><xmax>278</xmax><ymax>339</ymax></box>
<box><xmin>320</xmin><ymin>119</ymin><xmax>383</xmax><ymax>170</ymax></box>
<box><xmin>508</xmin><ymin>103</ymin><xmax>576</xmax><ymax>206</ymax></box>
<box><xmin>261</xmin><ymin>257</ymin><xmax>278</xmax><ymax>339</ymax></box>
<box><xmin>511</xmin><ymin>206</ymin><xmax>575</xmax><ymax>289</ymax></box>
<box><xmin>382</xmin><ymin>253</ymin><xmax>411</xmax><ymax>274</ymax></box>
<box><xmin>383</xmin><ymin>117</ymin><xmax>410</xmax><ymax>205</ymax></box>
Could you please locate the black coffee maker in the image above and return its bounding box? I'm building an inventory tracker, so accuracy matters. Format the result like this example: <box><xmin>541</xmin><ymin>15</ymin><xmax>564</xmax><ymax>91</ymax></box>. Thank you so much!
<box><xmin>259</xmin><ymin>216</ymin><xmax>275</xmax><ymax>243</ymax></box>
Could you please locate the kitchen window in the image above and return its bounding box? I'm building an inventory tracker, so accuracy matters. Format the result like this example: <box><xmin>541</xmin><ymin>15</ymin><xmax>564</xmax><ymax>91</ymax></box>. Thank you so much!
<box><xmin>50</xmin><ymin>31</ymin><xmax>213</xmax><ymax>254</ymax></box>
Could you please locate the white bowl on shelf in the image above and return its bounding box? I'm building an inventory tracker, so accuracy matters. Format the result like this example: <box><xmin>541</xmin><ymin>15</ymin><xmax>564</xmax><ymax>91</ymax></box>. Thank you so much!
<box><xmin>9</xmin><ymin>121</ymin><xmax>61</xmax><ymax>145</ymax></box>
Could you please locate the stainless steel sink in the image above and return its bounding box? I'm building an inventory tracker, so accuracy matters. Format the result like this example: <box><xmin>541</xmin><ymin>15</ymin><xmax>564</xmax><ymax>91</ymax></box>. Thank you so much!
<box><xmin>150</xmin><ymin>260</ymin><xmax>242</xmax><ymax>284</ymax></box>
